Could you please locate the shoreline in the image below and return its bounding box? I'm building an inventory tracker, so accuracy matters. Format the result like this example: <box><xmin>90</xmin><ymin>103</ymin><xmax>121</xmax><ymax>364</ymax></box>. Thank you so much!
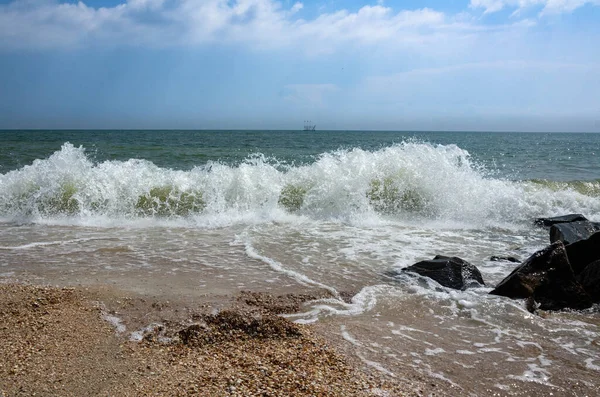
<box><xmin>0</xmin><ymin>281</ymin><xmax>431</xmax><ymax>397</ymax></box>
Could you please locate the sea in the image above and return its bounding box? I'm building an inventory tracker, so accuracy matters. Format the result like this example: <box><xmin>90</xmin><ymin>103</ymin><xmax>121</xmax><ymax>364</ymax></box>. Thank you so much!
<box><xmin>1</xmin><ymin>130</ymin><xmax>599</xmax><ymax>396</ymax></box>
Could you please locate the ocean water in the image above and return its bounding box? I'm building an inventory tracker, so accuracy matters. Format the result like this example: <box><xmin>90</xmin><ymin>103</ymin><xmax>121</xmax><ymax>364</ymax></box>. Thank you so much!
<box><xmin>1</xmin><ymin>130</ymin><xmax>599</xmax><ymax>395</ymax></box>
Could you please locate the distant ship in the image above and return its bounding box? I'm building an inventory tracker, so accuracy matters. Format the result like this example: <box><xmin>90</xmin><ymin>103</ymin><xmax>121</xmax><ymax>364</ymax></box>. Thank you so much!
<box><xmin>303</xmin><ymin>120</ymin><xmax>316</xmax><ymax>131</ymax></box>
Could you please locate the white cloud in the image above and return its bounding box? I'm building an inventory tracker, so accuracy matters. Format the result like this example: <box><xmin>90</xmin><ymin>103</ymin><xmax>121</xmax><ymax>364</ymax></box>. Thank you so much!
<box><xmin>290</xmin><ymin>2</ymin><xmax>303</xmax><ymax>14</ymax></box>
<box><xmin>0</xmin><ymin>1</ymin><xmax>130</xmax><ymax>48</ymax></box>
<box><xmin>470</xmin><ymin>0</ymin><xmax>600</xmax><ymax>15</ymax></box>
<box><xmin>0</xmin><ymin>0</ymin><xmax>484</xmax><ymax>51</ymax></box>
<box><xmin>0</xmin><ymin>0</ymin><xmax>594</xmax><ymax>52</ymax></box>
<box><xmin>128</xmin><ymin>0</ymin><xmax>165</xmax><ymax>10</ymax></box>
<box><xmin>305</xmin><ymin>7</ymin><xmax>444</xmax><ymax>38</ymax></box>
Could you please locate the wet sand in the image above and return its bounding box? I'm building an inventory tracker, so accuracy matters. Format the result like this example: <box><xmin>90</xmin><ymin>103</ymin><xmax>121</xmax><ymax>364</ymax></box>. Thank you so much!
<box><xmin>0</xmin><ymin>282</ymin><xmax>431</xmax><ymax>396</ymax></box>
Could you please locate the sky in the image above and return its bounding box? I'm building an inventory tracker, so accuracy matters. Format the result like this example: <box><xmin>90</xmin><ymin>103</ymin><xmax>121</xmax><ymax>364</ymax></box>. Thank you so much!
<box><xmin>0</xmin><ymin>0</ymin><xmax>599</xmax><ymax>131</ymax></box>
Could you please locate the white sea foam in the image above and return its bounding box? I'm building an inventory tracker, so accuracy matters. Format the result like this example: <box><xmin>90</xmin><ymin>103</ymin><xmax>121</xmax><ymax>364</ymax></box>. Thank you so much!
<box><xmin>129</xmin><ymin>323</ymin><xmax>172</xmax><ymax>343</ymax></box>
<box><xmin>102</xmin><ymin>313</ymin><xmax>126</xmax><ymax>334</ymax></box>
<box><xmin>286</xmin><ymin>284</ymin><xmax>394</xmax><ymax>323</ymax></box>
<box><xmin>584</xmin><ymin>358</ymin><xmax>600</xmax><ymax>371</ymax></box>
<box><xmin>357</xmin><ymin>353</ymin><xmax>396</xmax><ymax>377</ymax></box>
<box><xmin>507</xmin><ymin>363</ymin><xmax>557</xmax><ymax>387</ymax></box>
<box><xmin>0</xmin><ymin>238</ymin><xmax>99</xmax><ymax>250</ymax></box>
<box><xmin>341</xmin><ymin>325</ymin><xmax>363</xmax><ymax>346</ymax></box>
<box><xmin>424</xmin><ymin>347</ymin><xmax>446</xmax><ymax>356</ymax></box>
<box><xmin>241</xmin><ymin>235</ymin><xmax>337</xmax><ymax>294</ymax></box>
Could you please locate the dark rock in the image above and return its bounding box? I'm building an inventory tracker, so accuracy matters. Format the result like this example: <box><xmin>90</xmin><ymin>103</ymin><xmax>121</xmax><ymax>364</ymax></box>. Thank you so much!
<box><xmin>402</xmin><ymin>255</ymin><xmax>485</xmax><ymax>290</ymax></box>
<box><xmin>565</xmin><ymin>232</ymin><xmax>600</xmax><ymax>275</ymax></box>
<box><xmin>490</xmin><ymin>241</ymin><xmax>592</xmax><ymax>311</ymax></box>
<box><xmin>490</xmin><ymin>256</ymin><xmax>520</xmax><ymax>263</ymax></box>
<box><xmin>577</xmin><ymin>260</ymin><xmax>600</xmax><ymax>303</ymax></box>
<box><xmin>550</xmin><ymin>221</ymin><xmax>600</xmax><ymax>245</ymax></box>
<box><xmin>535</xmin><ymin>214</ymin><xmax>588</xmax><ymax>227</ymax></box>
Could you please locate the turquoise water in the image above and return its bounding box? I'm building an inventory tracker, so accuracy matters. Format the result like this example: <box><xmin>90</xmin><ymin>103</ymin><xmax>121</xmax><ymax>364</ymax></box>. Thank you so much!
<box><xmin>1</xmin><ymin>129</ymin><xmax>600</xmax><ymax>395</ymax></box>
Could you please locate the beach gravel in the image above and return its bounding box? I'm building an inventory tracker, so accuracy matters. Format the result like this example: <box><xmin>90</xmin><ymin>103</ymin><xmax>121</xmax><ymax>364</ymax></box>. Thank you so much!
<box><xmin>0</xmin><ymin>283</ymin><xmax>412</xmax><ymax>396</ymax></box>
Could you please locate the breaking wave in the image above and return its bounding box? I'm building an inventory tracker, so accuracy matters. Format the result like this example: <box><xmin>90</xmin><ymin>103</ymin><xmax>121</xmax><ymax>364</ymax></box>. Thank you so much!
<box><xmin>1</xmin><ymin>142</ymin><xmax>599</xmax><ymax>227</ymax></box>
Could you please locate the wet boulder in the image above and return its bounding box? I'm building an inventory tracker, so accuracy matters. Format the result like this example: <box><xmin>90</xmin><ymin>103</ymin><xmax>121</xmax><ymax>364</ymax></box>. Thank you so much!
<box><xmin>490</xmin><ymin>241</ymin><xmax>592</xmax><ymax>311</ymax></box>
<box><xmin>402</xmin><ymin>255</ymin><xmax>485</xmax><ymax>290</ymax></box>
<box><xmin>565</xmin><ymin>232</ymin><xmax>600</xmax><ymax>275</ymax></box>
<box><xmin>535</xmin><ymin>214</ymin><xmax>588</xmax><ymax>227</ymax></box>
<box><xmin>576</xmin><ymin>260</ymin><xmax>600</xmax><ymax>303</ymax></box>
<box><xmin>550</xmin><ymin>221</ymin><xmax>600</xmax><ymax>245</ymax></box>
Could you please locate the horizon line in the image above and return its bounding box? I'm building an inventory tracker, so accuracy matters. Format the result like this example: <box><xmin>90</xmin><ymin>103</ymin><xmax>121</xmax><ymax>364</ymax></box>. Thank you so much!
<box><xmin>1</xmin><ymin>129</ymin><xmax>599</xmax><ymax>134</ymax></box>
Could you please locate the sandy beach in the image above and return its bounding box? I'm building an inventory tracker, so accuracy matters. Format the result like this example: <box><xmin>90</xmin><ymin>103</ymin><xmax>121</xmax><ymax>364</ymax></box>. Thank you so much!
<box><xmin>0</xmin><ymin>282</ymin><xmax>432</xmax><ymax>397</ymax></box>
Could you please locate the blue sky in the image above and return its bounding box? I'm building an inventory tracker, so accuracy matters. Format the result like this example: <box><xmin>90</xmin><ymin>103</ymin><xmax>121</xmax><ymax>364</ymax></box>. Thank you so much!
<box><xmin>0</xmin><ymin>0</ymin><xmax>599</xmax><ymax>131</ymax></box>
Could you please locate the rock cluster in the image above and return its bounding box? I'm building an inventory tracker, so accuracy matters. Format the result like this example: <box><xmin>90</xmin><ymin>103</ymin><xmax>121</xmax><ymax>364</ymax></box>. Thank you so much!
<box><xmin>490</xmin><ymin>215</ymin><xmax>600</xmax><ymax>311</ymax></box>
<box><xmin>397</xmin><ymin>213</ymin><xmax>600</xmax><ymax>313</ymax></box>
<box><xmin>489</xmin><ymin>240</ymin><xmax>594</xmax><ymax>311</ymax></box>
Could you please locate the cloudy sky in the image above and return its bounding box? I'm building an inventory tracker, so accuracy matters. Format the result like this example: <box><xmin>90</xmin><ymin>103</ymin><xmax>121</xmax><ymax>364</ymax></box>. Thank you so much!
<box><xmin>0</xmin><ymin>0</ymin><xmax>599</xmax><ymax>131</ymax></box>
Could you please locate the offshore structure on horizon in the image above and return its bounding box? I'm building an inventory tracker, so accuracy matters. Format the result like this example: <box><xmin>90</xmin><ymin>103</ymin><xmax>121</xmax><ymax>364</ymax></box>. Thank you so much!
<box><xmin>303</xmin><ymin>120</ymin><xmax>316</xmax><ymax>131</ymax></box>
